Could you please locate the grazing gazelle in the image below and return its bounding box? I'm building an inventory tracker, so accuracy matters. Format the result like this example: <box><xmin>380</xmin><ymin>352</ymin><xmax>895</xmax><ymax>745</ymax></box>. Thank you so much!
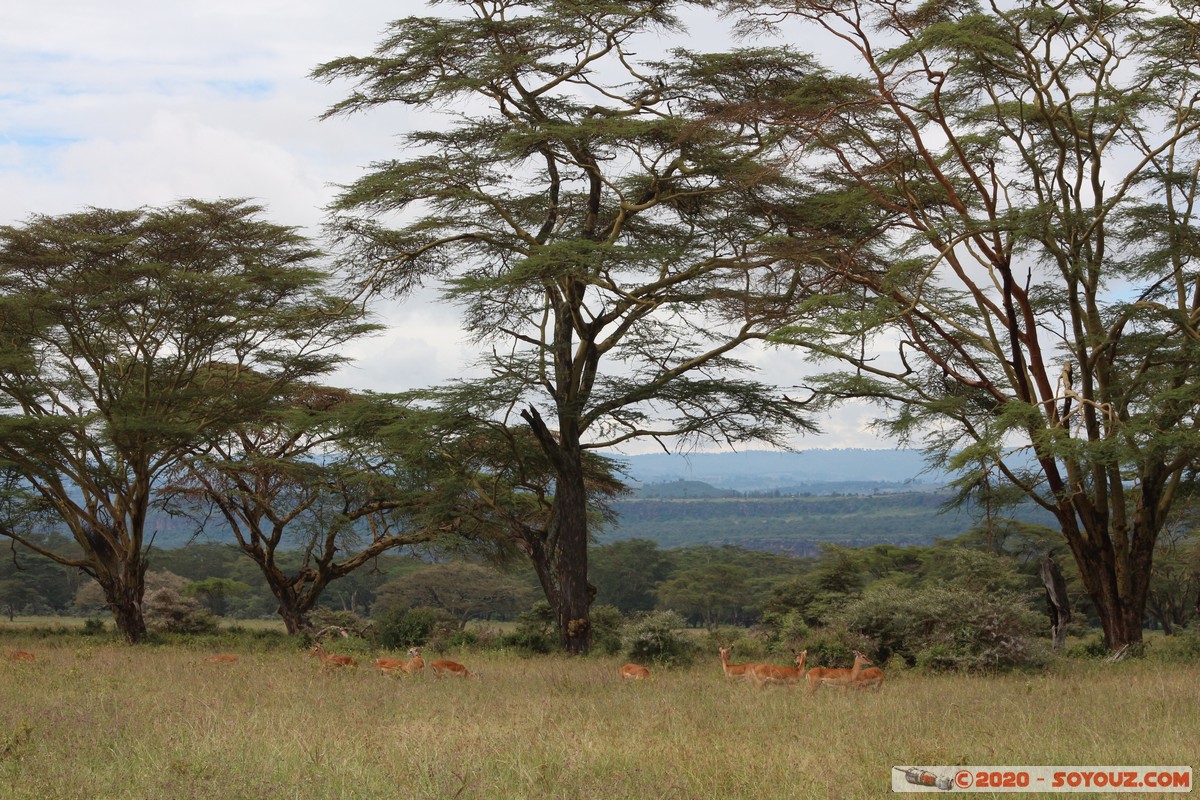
<box><xmin>206</xmin><ymin>653</ymin><xmax>239</xmax><ymax>664</ymax></box>
<box><xmin>374</xmin><ymin>647</ymin><xmax>424</xmax><ymax>676</ymax></box>
<box><xmin>619</xmin><ymin>663</ymin><xmax>650</xmax><ymax>680</ymax></box>
<box><xmin>430</xmin><ymin>658</ymin><xmax>479</xmax><ymax>679</ymax></box>
<box><xmin>7</xmin><ymin>650</ymin><xmax>35</xmax><ymax>663</ymax></box>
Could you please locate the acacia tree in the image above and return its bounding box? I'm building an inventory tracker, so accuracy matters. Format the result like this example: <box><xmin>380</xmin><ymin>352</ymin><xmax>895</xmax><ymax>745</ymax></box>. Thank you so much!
<box><xmin>164</xmin><ymin>388</ymin><xmax>495</xmax><ymax>634</ymax></box>
<box><xmin>734</xmin><ymin>0</ymin><xmax>1200</xmax><ymax>649</ymax></box>
<box><xmin>314</xmin><ymin>0</ymin><xmax>827</xmax><ymax>651</ymax></box>
<box><xmin>0</xmin><ymin>200</ymin><xmax>372</xmax><ymax>642</ymax></box>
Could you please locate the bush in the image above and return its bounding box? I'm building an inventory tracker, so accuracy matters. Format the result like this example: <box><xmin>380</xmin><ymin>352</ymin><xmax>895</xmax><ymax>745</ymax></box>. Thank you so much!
<box><xmin>589</xmin><ymin>605</ymin><xmax>625</xmax><ymax>656</ymax></box>
<box><xmin>496</xmin><ymin>601</ymin><xmax>556</xmax><ymax>655</ymax></box>
<box><xmin>835</xmin><ymin>581</ymin><xmax>1048</xmax><ymax>672</ymax></box>
<box><xmin>706</xmin><ymin>626</ymin><xmax>769</xmax><ymax>661</ymax></box>
<box><xmin>796</xmin><ymin>623</ymin><xmax>875</xmax><ymax>670</ymax></box>
<box><xmin>1063</xmin><ymin>634</ymin><xmax>1109</xmax><ymax>660</ymax></box>
<box><xmin>623</xmin><ymin>610</ymin><xmax>698</xmax><ymax>667</ymax></box>
<box><xmin>444</xmin><ymin>629</ymin><xmax>479</xmax><ymax>650</ymax></box>
<box><xmin>372</xmin><ymin>606</ymin><xmax>447</xmax><ymax>649</ymax></box>
<box><xmin>144</xmin><ymin>587</ymin><xmax>219</xmax><ymax>635</ymax></box>
<box><xmin>756</xmin><ymin>611</ymin><xmax>811</xmax><ymax>654</ymax></box>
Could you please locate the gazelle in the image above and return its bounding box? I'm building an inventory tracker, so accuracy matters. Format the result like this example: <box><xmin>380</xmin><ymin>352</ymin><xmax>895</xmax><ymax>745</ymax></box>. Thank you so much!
<box><xmin>619</xmin><ymin>663</ymin><xmax>650</xmax><ymax>680</ymax></box>
<box><xmin>806</xmin><ymin>650</ymin><xmax>873</xmax><ymax>695</ymax></box>
<box><xmin>431</xmin><ymin>658</ymin><xmax>478</xmax><ymax>679</ymax></box>
<box><xmin>374</xmin><ymin>647</ymin><xmax>424</xmax><ymax>675</ymax></box>
<box><xmin>7</xmin><ymin>650</ymin><xmax>35</xmax><ymax>663</ymax></box>
<box><xmin>718</xmin><ymin>645</ymin><xmax>749</xmax><ymax>680</ymax></box>
<box><xmin>206</xmin><ymin>653</ymin><xmax>239</xmax><ymax>664</ymax></box>
<box><xmin>746</xmin><ymin>649</ymin><xmax>807</xmax><ymax>688</ymax></box>
<box><xmin>852</xmin><ymin>659</ymin><xmax>885</xmax><ymax>691</ymax></box>
<box><xmin>308</xmin><ymin>642</ymin><xmax>357</xmax><ymax>670</ymax></box>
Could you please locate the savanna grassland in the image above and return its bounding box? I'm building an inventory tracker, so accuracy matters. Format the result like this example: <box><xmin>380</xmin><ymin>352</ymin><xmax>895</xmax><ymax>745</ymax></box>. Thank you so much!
<box><xmin>1</xmin><ymin>629</ymin><xmax>1197</xmax><ymax>800</ymax></box>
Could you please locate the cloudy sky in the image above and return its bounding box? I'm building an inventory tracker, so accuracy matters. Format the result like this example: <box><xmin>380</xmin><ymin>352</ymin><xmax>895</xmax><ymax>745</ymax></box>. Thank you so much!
<box><xmin>1</xmin><ymin>0</ymin><xmax>889</xmax><ymax>451</ymax></box>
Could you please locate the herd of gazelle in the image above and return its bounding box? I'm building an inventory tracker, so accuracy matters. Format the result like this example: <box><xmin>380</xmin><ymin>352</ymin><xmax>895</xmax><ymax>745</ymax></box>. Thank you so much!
<box><xmin>11</xmin><ymin>643</ymin><xmax>876</xmax><ymax>691</ymax></box>
<box><xmin>309</xmin><ymin>643</ymin><xmax>479</xmax><ymax>679</ymax></box>
<box><xmin>718</xmin><ymin>645</ymin><xmax>883</xmax><ymax>692</ymax></box>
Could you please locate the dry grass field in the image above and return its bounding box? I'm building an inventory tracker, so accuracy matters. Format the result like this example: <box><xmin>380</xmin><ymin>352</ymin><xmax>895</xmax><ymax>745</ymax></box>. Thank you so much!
<box><xmin>0</xmin><ymin>630</ymin><xmax>1197</xmax><ymax>799</ymax></box>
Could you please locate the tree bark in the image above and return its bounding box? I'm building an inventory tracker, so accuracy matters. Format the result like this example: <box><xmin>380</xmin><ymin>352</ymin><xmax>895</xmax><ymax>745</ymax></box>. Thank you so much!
<box><xmin>96</xmin><ymin>560</ymin><xmax>148</xmax><ymax>644</ymax></box>
<box><xmin>550</xmin><ymin>455</ymin><xmax>593</xmax><ymax>654</ymax></box>
<box><xmin>1039</xmin><ymin>555</ymin><xmax>1070</xmax><ymax>650</ymax></box>
<box><xmin>520</xmin><ymin>405</ymin><xmax>594</xmax><ymax>654</ymax></box>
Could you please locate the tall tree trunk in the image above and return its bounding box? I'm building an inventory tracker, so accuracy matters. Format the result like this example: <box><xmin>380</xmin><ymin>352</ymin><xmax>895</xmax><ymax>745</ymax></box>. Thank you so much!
<box><xmin>1071</xmin><ymin>545</ymin><xmax>1149</xmax><ymax>652</ymax></box>
<box><xmin>521</xmin><ymin>405</ymin><xmax>594</xmax><ymax>654</ymax></box>
<box><xmin>551</xmin><ymin>453</ymin><xmax>593</xmax><ymax>654</ymax></box>
<box><xmin>97</xmin><ymin>560</ymin><xmax>148</xmax><ymax>644</ymax></box>
<box><xmin>277</xmin><ymin>602</ymin><xmax>310</xmax><ymax>636</ymax></box>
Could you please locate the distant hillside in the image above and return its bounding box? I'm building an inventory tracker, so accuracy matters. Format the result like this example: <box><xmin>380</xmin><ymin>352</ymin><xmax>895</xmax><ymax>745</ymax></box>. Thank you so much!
<box><xmin>603</xmin><ymin>492</ymin><xmax>1057</xmax><ymax>555</ymax></box>
<box><xmin>131</xmin><ymin>449</ymin><xmax>999</xmax><ymax>552</ymax></box>
<box><xmin>609</xmin><ymin>449</ymin><xmax>946</xmax><ymax>493</ymax></box>
<box><xmin>633</xmin><ymin>481</ymin><xmax>738</xmax><ymax>499</ymax></box>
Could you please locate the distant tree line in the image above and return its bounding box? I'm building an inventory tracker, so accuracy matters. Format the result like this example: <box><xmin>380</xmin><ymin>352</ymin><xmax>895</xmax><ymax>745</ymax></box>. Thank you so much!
<box><xmin>5</xmin><ymin>520</ymin><xmax>1196</xmax><ymax>663</ymax></box>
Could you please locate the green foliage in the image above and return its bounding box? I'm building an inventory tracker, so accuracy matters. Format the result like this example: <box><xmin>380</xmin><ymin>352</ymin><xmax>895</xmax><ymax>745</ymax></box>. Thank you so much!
<box><xmin>183</xmin><ymin>578</ymin><xmax>251</xmax><ymax>617</ymax></box>
<box><xmin>655</xmin><ymin>563</ymin><xmax>753</xmax><ymax>628</ymax></box>
<box><xmin>589</xmin><ymin>605</ymin><xmax>626</xmax><ymax>656</ymax></box>
<box><xmin>623</xmin><ymin>610</ymin><xmax>698</xmax><ymax>668</ymax></box>
<box><xmin>496</xmin><ymin>601</ymin><xmax>557</xmax><ymax>655</ymax></box>
<box><xmin>591</xmin><ymin>539</ymin><xmax>675</xmax><ymax>613</ymax></box>
<box><xmin>793</xmin><ymin>624</ymin><xmax>874</xmax><ymax>670</ymax></box>
<box><xmin>835</xmin><ymin>582</ymin><xmax>1047</xmax><ymax>672</ymax></box>
<box><xmin>371</xmin><ymin>606</ymin><xmax>445</xmax><ymax>649</ymax></box>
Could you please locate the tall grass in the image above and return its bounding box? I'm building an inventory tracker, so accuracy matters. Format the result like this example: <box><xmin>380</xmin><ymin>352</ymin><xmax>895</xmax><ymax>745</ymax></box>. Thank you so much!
<box><xmin>0</xmin><ymin>632</ymin><xmax>1196</xmax><ymax>799</ymax></box>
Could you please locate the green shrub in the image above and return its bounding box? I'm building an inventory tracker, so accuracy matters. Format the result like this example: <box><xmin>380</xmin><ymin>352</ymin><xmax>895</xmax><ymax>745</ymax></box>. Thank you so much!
<box><xmin>623</xmin><ymin>610</ymin><xmax>698</xmax><ymax>667</ymax></box>
<box><xmin>589</xmin><ymin>605</ymin><xmax>625</xmax><ymax>656</ymax></box>
<box><xmin>1064</xmin><ymin>634</ymin><xmax>1109</xmax><ymax>660</ymax></box>
<box><xmin>796</xmin><ymin>623</ymin><xmax>874</xmax><ymax>670</ymax></box>
<box><xmin>496</xmin><ymin>601</ymin><xmax>555</xmax><ymax>654</ymax></box>
<box><xmin>835</xmin><ymin>581</ymin><xmax>1048</xmax><ymax>672</ymax></box>
<box><xmin>373</xmin><ymin>606</ymin><xmax>445</xmax><ymax>649</ymax></box>
<box><xmin>444</xmin><ymin>629</ymin><xmax>479</xmax><ymax>650</ymax></box>
<box><xmin>1145</xmin><ymin>629</ymin><xmax>1200</xmax><ymax>663</ymax></box>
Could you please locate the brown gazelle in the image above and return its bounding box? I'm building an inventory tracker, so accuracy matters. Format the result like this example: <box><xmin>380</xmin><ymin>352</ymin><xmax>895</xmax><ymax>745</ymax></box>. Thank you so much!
<box><xmin>746</xmin><ymin>650</ymin><xmax>807</xmax><ymax>688</ymax></box>
<box><xmin>309</xmin><ymin>642</ymin><xmax>357</xmax><ymax>670</ymax></box>
<box><xmin>852</xmin><ymin>658</ymin><xmax>885</xmax><ymax>691</ymax></box>
<box><xmin>7</xmin><ymin>650</ymin><xmax>35</xmax><ymax>663</ymax></box>
<box><xmin>374</xmin><ymin>647</ymin><xmax>424</xmax><ymax>675</ymax></box>
<box><xmin>806</xmin><ymin>650</ymin><xmax>872</xmax><ymax>695</ymax></box>
<box><xmin>431</xmin><ymin>658</ymin><xmax>478</xmax><ymax>679</ymax></box>
<box><xmin>718</xmin><ymin>645</ymin><xmax>749</xmax><ymax>680</ymax></box>
<box><xmin>619</xmin><ymin>663</ymin><xmax>650</xmax><ymax>680</ymax></box>
<box><xmin>206</xmin><ymin>653</ymin><xmax>239</xmax><ymax>664</ymax></box>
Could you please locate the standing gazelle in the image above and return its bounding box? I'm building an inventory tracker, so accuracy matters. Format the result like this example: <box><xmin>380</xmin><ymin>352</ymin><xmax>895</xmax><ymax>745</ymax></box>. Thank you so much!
<box><xmin>745</xmin><ymin>650</ymin><xmax>807</xmax><ymax>688</ymax></box>
<box><xmin>806</xmin><ymin>650</ymin><xmax>873</xmax><ymax>695</ymax></box>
